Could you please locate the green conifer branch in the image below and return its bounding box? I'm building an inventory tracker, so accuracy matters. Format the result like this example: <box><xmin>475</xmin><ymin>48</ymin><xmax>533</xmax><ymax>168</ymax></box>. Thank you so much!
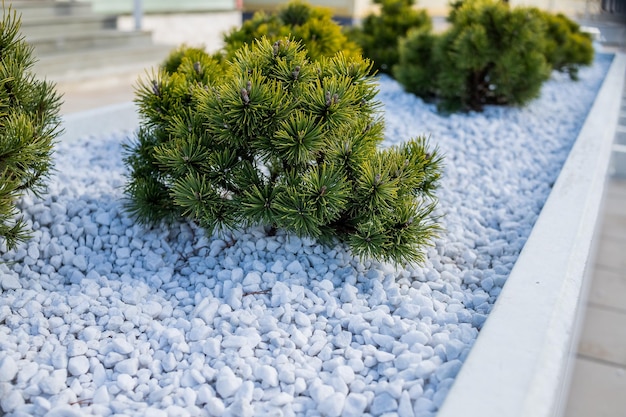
<box><xmin>0</xmin><ymin>5</ymin><xmax>60</xmax><ymax>250</ymax></box>
<box><xmin>125</xmin><ymin>35</ymin><xmax>443</xmax><ymax>265</ymax></box>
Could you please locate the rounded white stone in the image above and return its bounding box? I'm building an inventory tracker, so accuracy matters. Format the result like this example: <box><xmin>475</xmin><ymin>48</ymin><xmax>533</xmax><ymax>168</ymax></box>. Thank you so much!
<box><xmin>117</xmin><ymin>374</ymin><xmax>136</xmax><ymax>391</ymax></box>
<box><xmin>68</xmin><ymin>356</ymin><xmax>90</xmax><ymax>376</ymax></box>
<box><xmin>216</xmin><ymin>367</ymin><xmax>242</xmax><ymax>399</ymax></box>
<box><xmin>0</xmin><ymin>355</ymin><xmax>18</xmax><ymax>382</ymax></box>
<box><xmin>67</xmin><ymin>340</ymin><xmax>88</xmax><ymax>357</ymax></box>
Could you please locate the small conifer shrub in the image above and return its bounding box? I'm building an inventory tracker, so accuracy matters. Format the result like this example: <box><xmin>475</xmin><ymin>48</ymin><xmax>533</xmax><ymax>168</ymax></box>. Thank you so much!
<box><xmin>394</xmin><ymin>0</ymin><xmax>552</xmax><ymax>112</ymax></box>
<box><xmin>222</xmin><ymin>0</ymin><xmax>361</xmax><ymax>62</ymax></box>
<box><xmin>392</xmin><ymin>26</ymin><xmax>438</xmax><ymax>99</ymax></box>
<box><xmin>348</xmin><ymin>0</ymin><xmax>431</xmax><ymax>74</ymax></box>
<box><xmin>124</xmin><ymin>38</ymin><xmax>442</xmax><ymax>264</ymax></box>
<box><xmin>532</xmin><ymin>10</ymin><xmax>594</xmax><ymax>80</ymax></box>
<box><xmin>0</xmin><ymin>6</ymin><xmax>61</xmax><ymax>250</ymax></box>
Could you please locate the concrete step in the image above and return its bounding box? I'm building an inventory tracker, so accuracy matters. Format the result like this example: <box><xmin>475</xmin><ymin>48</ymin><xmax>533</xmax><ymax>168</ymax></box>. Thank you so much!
<box><xmin>19</xmin><ymin>14</ymin><xmax>118</xmax><ymax>38</ymax></box>
<box><xmin>27</xmin><ymin>30</ymin><xmax>154</xmax><ymax>55</ymax></box>
<box><xmin>7</xmin><ymin>1</ymin><xmax>93</xmax><ymax>19</ymax></box>
<box><xmin>33</xmin><ymin>44</ymin><xmax>172</xmax><ymax>82</ymax></box>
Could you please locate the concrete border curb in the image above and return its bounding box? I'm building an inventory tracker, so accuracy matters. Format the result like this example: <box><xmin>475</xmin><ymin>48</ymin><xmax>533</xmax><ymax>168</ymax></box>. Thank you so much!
<box><xmin>439</xmin><ymin>53</ymin><xmax>626</xmax><ymax>417</ymax></box>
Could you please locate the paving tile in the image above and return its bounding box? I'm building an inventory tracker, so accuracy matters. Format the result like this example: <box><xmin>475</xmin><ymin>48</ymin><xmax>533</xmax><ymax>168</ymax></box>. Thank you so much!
<box><xmin>604</xmin><ymin>192</ymin><xmax>626</xmax><ymax>211</ymax></box>
<box><xmin>588</xmin><ymin>267</ymin><xmax>626</xmax><ymax>312</ymax></box>
<box><xmin>578</xmin><ymin>305</ymin><xmax>626</xmax><ymax>366</ymax></box>
<box><xmin>598</xmin><ymin>213</ymin><xmax>626</xmax><ymax>241</ymax></box>
<box><xmin>595</xmin><ymin>235</ymin><xmax>626</xmax><ymax>271</ymax></box>
<box><xmin>564</xmin><ymin>357</ymin><xmax>626</xmax><ymax>417</ymax></box>
<box><xmin>605</xmin><ymin>178</ymin><xmax>626</xmax><ymax>199</ymax></box>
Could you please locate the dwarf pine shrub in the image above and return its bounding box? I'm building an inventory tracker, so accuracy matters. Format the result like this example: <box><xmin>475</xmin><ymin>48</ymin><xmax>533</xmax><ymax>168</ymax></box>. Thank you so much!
<box><xmin>394</xmin><ymin>0</ymin><xmax>552</xmax><ymax>112</ymax></box>
<box><xmin>0</xmin><ymin>7</ymin><xmax>61</xmax><ymax>250</ymax></box>
<box><xmin>124</xmin><ymin>38</ymin><xmax>442</xmax><ymax>264</ymax></box>
<box><xmin>392</xmin><ymin>26</ymin><xmax>438</xmax><ymax>99</ymax></box>
<box><xmin>348</xmin><ymin>0</ymin><xmax>431</xmax><ymax>74</ymax></box>
<box><xmin>532</xmin><ymin>10</ymin><xmax>594</xmax><ymax>80</ymax></box>
<box><xmin>223</xmin><ymin>0</ymin><xmax>361</xmax><ymax>63</ymax></box>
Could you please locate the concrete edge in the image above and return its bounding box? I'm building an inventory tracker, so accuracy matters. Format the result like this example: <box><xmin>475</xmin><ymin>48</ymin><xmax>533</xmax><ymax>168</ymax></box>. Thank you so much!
<box><xmin>438</xmin><ymin>52</ymin><xmax>626</xmax><ymax>417</ymax></box>
<box><xmin>60</xmin><ymin>101</ymin><xmax>139</xmax><ymax>142</ymax></box>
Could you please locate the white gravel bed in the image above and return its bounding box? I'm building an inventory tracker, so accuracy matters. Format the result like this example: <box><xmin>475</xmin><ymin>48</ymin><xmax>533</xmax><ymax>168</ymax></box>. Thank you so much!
<box><xmin>0</xmin><ymin>53</ymin><xmax>612</xmax><ymax>417</ymax></box>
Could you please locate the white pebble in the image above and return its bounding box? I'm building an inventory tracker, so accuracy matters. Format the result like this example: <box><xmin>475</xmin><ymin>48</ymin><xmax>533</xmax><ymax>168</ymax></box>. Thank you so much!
<box><xmin>371</xmin><ymin>392</ymin><xmax>398</xmax><ymax>415</ymax></box>
<box><xmin>286</xmin><ymin>260</ymin><xmax>303</xmax><ymax>274</ymax></box>
<box><xmin>42</xmin><ymin>404</ymin><xmax>83</xmax><ymax>417</ymax></box>
<box><xmin>243</xmin><ymin>271</ymin><xmax>261</xmax><ymax>287</ymax></box>
<box><xmin>206</xmin><ymin>397</ymin><xmax>225</xmax><ymax>416</ymax></box>
<box><xmin>310</xmin><ymin>383</ymin><xmax>334</xmax><ymax>403</ymax></box>
<box><xmin>415</xmin><ymin>360</ymin><xmax>438</xmax><ymax>379</ymax></box>
<box><xmin>117</xmin><ymin>374</ymin><xmax>136</xmax><ymax>391</ymax></box>
<box><xmin>80</xmin><ymin>326</ymin><xmax>101</xmax><ymax>342</ymax></box>
<box><xmin>197</xmin><ymin>385</ymin><xmax>215</xmax><ymax>405</ymax></box>
<box><xmin>188</xmin><ymin>325</ymin><xmax>211</xmax><ymax>342</ymax></box>
<box><xmin>216</xmin><ymin>367</ymin><xmax>242</xmax><ymax>399</ymax></box>
<box><xmin>1</xmin><ymin>389</ymin><xmax>24</xmax><ymax>412</ymax></box>
<box><xmin>112</xmin><ymin>338</ymin><xmax>134</xmax><ymax>355</ymax></box>
<box><xmin>333</xmin><ymin>365</ymin><xmax>355</xmax><ymax>385</ymax></box>
<box><xmin>39</xmin><ymin>374</ymin><xmax>65</xmax><ymax>395</ymax></box>
<box><xmin>72</xmin><ymin>255</ymin><xmax>88</xmax><ymax>271</ymax></box>
<box><xmin>255</xmin><ymin>365</ymin><xmax>278</xmax><ymax>388</ymax></box>
<box><xmin>398</xmin><ymin>391</ymin><xmax>415</xmax><ymax>417</ymax></box>
<box><xmin>68</xmin><ymin>356</ymin><xmax>90</xmax><ymax>376</ymax></box>
<box><xmin>435</xmin><ymin>359</ymin><xmax>463</xmax><ymax>381</ymax></box>
<box><xmin>94</xmin><ymin>211</ymin><xmax>112</xmax><ymax>226</ymax></box>
<box><xmin>67</xmin><ymin>340</ymin><xmax>88</xmax><ymax>357</ymax></box>
<box><xmin>27</xmin><ymin>243</ymin><xmax>40</xmax><ymax>260</ymax></box>
<box><xmin>144</xmin><ymin>252</ymin><xmax>165</xmax><ymax>271</ymax></box>
<box><xmin>116</xmin><ymin>247</ymin><xmax>131</xmax><ymax>259</ymax></box>
<box><xmin>114</xmin><ymin>358</ymin><xmax>139</xmax><ymax>376</ymax></box>
<box><xmin>1</xmin><ymin>274</ymin><xmax>21</xmax><ymax>290</ymax></box>
<box><xmin>317</xmin><ymin>392</ymin><xmax>345</xmax><ymax>417</ymax></box>
<box><xmin>284</xmin><ymin>236</ymin><xmax>302</xmax><ymax>253</ymax></box>
<box><xmin>270</xmin><ymin>260</ymin><xmax>284</xmax><ymax>273</ymax></box>
<box><xmin>92</xmin><ymin>385</ymin><xmax>111</xmax><ymax>404</ymax></box>
<box><xmin>0</xmin><ymin>355</ymin><xmax>18</xmax><ymax>382</ymax></box>
<box><xmin>203</xmin><ymin>339</ymin><xmax>221</xmax><ymax>358</ymax></box>
<box><xmin>142</xmin><ymin>301</ymin><xmax>163</xmax><ymax>318</ymax></box>
<box><xmin>342</xmin><ymin>393</ymin><xmax>368</xmax><ymax>417</ymax></box>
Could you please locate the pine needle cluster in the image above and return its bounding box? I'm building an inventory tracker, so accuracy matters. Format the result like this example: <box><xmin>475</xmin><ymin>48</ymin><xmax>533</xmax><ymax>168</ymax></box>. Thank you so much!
<box><xmin>223</xmin><ymin>0</ymin><xmax>362</xmax><ymax>62</ymax></box>
<box><xmin>0</xmin><ymin>6</ymin><xmax>61</xmax><ymax>250</ymax></box>
<box><xmin>124</xmin><ymin>38</ymin><xmax>442</xmax><ymax>264</ymax></box>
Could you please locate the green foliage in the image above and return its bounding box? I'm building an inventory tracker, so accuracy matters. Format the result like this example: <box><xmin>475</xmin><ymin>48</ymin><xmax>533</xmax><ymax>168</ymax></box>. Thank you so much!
<box><xmin>223</xmin><ymin>0</ymin><xmax>362</xmax><ymax>62</ymax></box>
<box><xmin>0</xmin><ymin>6</ymin><xmax>61</xmax><ymax>251</ymax></box>
<box><xmin>348</xmin><ymin>0</ymin><xmax>431</xmax><ymax>74</ymax></box>
<box><xmin>161</xmin><ymin>44</ymin><xmax>227</xmax><ymax>75</ymax></box>
<box><xmin>125</xmin><ymin>37</ymin><xmax>442</xmax><ymax>264</ymax></box>
<box><xmin>531</xmin><ymin>10</ymin><xmax>594</xmax><ymax>80</ymax></box>
<box><xmin>392</xmin><ymin>0</ymin><xmax>594</xmax><ymax>112</ymax></box>
<box><xmin>392</xmin><ymin>26</ymin><xmax>438</xmax><ymax>98</ymax></box>
<box><xmin>394</xmin><ymin>0</ymin><xmax>552</xmax><ymax>111</ymax></box>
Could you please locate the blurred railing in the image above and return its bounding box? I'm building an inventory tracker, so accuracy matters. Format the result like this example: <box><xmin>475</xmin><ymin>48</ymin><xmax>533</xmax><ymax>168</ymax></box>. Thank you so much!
<box><xmin>602</xmin><ymin>0</ymin><xmax>626</xmax><ymax>15</ymax></box>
